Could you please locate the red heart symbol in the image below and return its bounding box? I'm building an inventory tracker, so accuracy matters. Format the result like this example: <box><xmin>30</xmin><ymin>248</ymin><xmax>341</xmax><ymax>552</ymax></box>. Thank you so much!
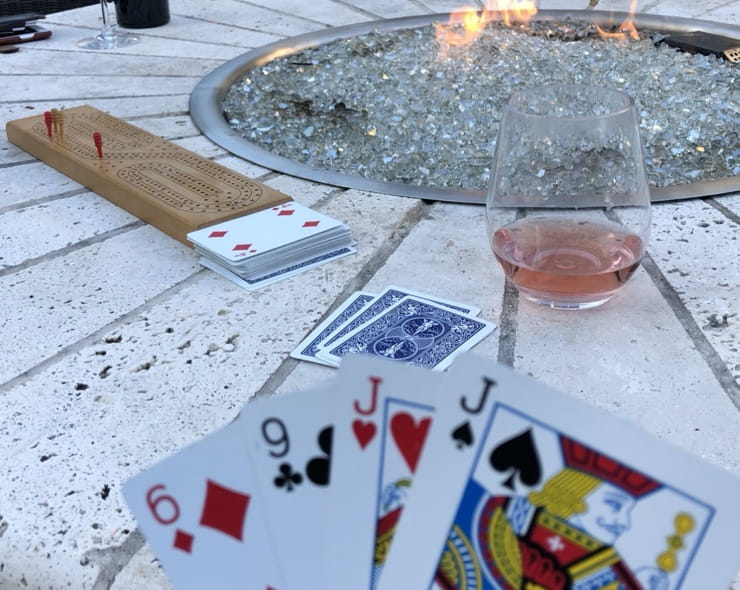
<box><xmin>390</xmin><ymin>413</ymin><xmax>432</xmax><ymax>473</ymax></box>
<box><xmin>352</xmin><ymin>420</ymin><xmax>377</xmax><ymax>449</ymax></box>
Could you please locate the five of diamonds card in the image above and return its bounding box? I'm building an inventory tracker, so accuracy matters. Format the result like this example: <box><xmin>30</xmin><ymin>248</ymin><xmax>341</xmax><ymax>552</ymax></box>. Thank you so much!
<box><xmin>187</xmin><ymin>202</ymin><xmax>355</xmax><ymax>290</ymax></box>
<box><xmin>124</xmin><ymin>353</ymin><xmax>740</xmax><ymax>590</ymax></box>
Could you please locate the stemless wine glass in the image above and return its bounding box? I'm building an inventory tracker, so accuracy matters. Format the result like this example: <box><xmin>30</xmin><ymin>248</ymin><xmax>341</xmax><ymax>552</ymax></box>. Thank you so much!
<box><xmin>78</xmin><ymin>0</ymin><xmax>138</xmax><ymax>50</ymax></box>
<box><xmin>486</xmin><ymin>84</ymin><xmax>651</xmax><ymax>310</ymax></box>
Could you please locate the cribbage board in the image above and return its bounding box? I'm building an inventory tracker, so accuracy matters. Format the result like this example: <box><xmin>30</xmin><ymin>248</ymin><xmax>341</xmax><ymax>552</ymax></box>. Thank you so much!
<box><xmin>6</xmin><ymin>105</ymin><xmax>291</xmax><ymax>245</ymax></box>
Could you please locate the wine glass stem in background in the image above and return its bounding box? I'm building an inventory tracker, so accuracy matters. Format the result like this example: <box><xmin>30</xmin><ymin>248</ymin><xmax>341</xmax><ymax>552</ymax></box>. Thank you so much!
<box><xmin>100</xmin><ymin>0</ymin><xmax>114</xmax><ymax>39</ymax></box>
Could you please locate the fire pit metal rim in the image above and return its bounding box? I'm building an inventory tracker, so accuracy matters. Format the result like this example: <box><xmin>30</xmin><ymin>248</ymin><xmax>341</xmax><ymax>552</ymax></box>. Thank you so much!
<box><xmin>190</xmin><ymin>10</ymin><xmax>740</xmax><ymax>205</ymax></box>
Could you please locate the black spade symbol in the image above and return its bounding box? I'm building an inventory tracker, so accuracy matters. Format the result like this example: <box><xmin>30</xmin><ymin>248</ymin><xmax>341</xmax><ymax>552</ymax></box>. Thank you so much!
<box><xmin>489</xmin><ymin>429</ymin><xmax>542</xmax><ymax>491</ymax></box>
<box><xmin>451</xmin><ymin>421</ymin><xmax>474</xmax><ymax>450</ymax></box>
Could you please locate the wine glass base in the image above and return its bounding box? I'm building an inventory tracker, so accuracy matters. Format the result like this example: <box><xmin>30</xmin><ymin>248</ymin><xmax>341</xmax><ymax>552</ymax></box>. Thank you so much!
<box><xmin>520</xmin><ymin>292</ymin><xmax>613</xmax><ymax>311</ymax></box>
<box><xmin>77</xmin><ymin>32</ymin><xmax>138</xmax><ymax>50</ymax></box>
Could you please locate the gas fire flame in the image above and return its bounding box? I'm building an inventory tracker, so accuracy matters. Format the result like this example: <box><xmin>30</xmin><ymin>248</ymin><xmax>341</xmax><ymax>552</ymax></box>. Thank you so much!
<box><xmin>435</xmin><ymin>0</ymin><xmax>537</xmax><ymax>48</ymax></box>
<box><xmin>595</xmin><ymin>0</ymin><xmax>640</xmax><ymax>41</ymax></box>
<box><xmin>435</xmin><ymin>0</ymin><xmax>641</xmax><ymax>48</ymax></box>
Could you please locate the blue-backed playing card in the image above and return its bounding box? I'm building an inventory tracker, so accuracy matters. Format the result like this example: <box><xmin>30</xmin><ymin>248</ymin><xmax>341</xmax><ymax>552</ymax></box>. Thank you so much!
<box><xmin>290</xmin><ymin>291</ymin><xmax>375</xmax><ymax>365</ymax></box>
<box><xmin>316</xmin><ymin>296</ymin><xmax>494</xmax><ymax>369</ymax></box>
<box><xmin>317</xmin><ymin>286</ymin><xmax>481</xmax><ymax>353</ymax></box>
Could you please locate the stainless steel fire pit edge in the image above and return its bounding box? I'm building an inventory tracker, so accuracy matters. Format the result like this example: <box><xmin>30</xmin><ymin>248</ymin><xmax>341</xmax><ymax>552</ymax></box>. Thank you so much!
<box><xmin>190</xmin><ymin>11</ymin><xmax>740</xmax><ymax>205</ymax></box>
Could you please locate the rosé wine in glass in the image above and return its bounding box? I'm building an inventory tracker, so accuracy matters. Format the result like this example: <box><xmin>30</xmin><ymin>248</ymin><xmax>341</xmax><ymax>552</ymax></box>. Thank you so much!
<box><xmin>486</xmin><ymin>85</ymin><xmax>651</xmax><ymax>310</ymax></box>
<box><xmin>492</xmin><ymin>217</ymin><xmax>644</xmax><ymax>308</ymax></box>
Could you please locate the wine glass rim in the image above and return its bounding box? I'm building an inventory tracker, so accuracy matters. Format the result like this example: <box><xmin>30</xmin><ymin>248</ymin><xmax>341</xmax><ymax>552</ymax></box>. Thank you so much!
<box><xmin>504</xmin><ymin>84</ymin><xmax>636</xmax><ymax>120</ymax></box>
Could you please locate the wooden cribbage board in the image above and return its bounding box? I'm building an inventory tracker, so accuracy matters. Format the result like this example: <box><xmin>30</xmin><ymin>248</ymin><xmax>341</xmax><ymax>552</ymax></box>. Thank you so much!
<box><xmin>6</xmin><ymin>105</ymin><xmax>292</xmax><ymax>245</ymax></box>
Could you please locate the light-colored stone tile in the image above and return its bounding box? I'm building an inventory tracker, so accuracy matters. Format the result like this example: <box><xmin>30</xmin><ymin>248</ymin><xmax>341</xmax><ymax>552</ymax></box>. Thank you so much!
<box><xmin>112</xmin><ymin>545</ymin><xmax>173</xmax><ymax>590</ymax></box>
<box><xmin>0</xmin><ymin>189</ymin><xmax>415</xmax><ymax>587</ymax></box>
<box><xmin>343</xmin><ymin>0</ymin><xmax>435</xmax><ymax>18</ymax></box>
<box><xmin>0</xmin><ymin>1</ymin><xmax>737</xmax><ymax>587</ymax></box>
<box><xmin>365</xmin><ymin>200</ymin><xmax>503</xmax><ymax>329</ymax></box>
<box><xmin>173</xmin><ymin>1</ymin><xmax>329</xmax><ymax>37</ymax></box>
<box><xmin>0</xmin><ymin>161</ymin><xmax>83</xmax><ymax>209</ymax></box>
<box><xmin>123</xmin><ymin>114</ymin><xmax>200</xmax><ymax>139</ymax></box>
<box><xmin>514</xmin><ymin>268</ymin><xmax>740</xmax><ymax>474</ymax></box>
<box><xmin>172</xmin><ymin>135</ymin><xmax>228</xmax><ymax>159</ymax></box>
<box><xmin>0</xmin><ymin>47</ymin><xmax>221</xmax><ymax>77</ymax></box>
<box><xmin>2</xmin><ymin>73</ymin><xmax>199</xmax><ymax>103</ymax></box>
<box><xmin>700</xmin><ymin>2</ymin><xmax>740</xmax><ymax>24</ymax></box>
<box><xmin>245</xmin><ymin>0</ymin><xmax>373</xmax><ymax>26</ymax></box>
<box><xmin>46</xmin><ymin>9</ymin><xmax>284</xmax><ymax>48</ymax></box>
<box><xmin>0</xmin><ymin>225</ymin><xmax>198</xmax><ymax>385</ymax></box>
<box><xmin>0</xmin><ymin>96</ymin><xmax>191</xmax><ymax>128</ymax></box>
<box><xmin>414</xmin><ymin>0</ymin><xmax>467</xmax><ymax>13</ymax></box>
<box><xmin>215</xmin><ymin>155</ymin><xmax>271</xmax><ymax>180</ymax></box>
<box><xmin>277</xmin><ymin>198</ymin><xmax>505</xmax><ymax>392</ymax></box>
<box><xmin>650</xmin><ymin>198</ymin><xmax>740</xmax><ymax>385</ymax></box>
<box><xmin>40</xmin><ymin>21</ymin><xmax>246</xmax><ymax>60</ymax></box>
<box><xmin>0</xmin><ymin>193</ymin><xmax>136</xmax><ymax>268</ymax></box>
<box><xmin>715</xmin><ymin>194</ymin><xmax>740</xmax><ymax>216</ymax></box>
<box><xmin>263</xmin><ymin>175</ymin><xmax>340</xmax><ymax>207</ymax></box>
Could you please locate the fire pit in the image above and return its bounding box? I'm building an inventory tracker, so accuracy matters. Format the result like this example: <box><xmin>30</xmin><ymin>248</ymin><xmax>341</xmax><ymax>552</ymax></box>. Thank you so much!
<box><xmin>190</xmin><ymin>9</ymin><xmax>739</xmax><ymax>205</ymax></box>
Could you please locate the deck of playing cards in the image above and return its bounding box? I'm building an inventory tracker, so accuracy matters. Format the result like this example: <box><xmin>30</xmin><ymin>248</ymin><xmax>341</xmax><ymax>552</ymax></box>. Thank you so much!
<box><xmin>187</xmin><ymin>202</ymin><xmax>354</xmax><ymax>290</ymax></box>
<box><xmin>291</xmin><ymin>285</ymin><xmax>494</xmax><ymax>369</ymax></box>
<box><xmin>124</xmin><ymin>354</ymin><xmax>740</xmax><ymax>590</ymax></box>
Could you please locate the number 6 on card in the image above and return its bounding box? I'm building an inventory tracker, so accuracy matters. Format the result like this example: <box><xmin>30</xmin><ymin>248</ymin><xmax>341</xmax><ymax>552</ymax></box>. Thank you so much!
<box><xmin>123</xmin><ymin>420</ymin><xmax>284</xmax><ymax>590</ymax></box>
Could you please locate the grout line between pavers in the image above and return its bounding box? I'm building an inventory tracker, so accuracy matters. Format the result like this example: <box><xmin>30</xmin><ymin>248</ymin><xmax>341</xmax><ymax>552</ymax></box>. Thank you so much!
<box><xmin>641</xmin><ymin>252</ymin><xmax>740</xmax><ymax>406</ymax></box>
<box><xmin>0</xmin><ymin>93</ymin><xmax>189</xmax><ymax>106</ymax></box>
<box><xmin>0</xmin><ymin>158</ymin><xmax>36</xmax><ymax>170</ymax></box>
<box><xmin>7</xmin><ymin>73</ymin><xmax>205</xmax><ymax>80</ymax></box>
<box><xmin>312</xmin><ymin>186</ymin><xmax>349</xmax><ymax>208</ymax></box>
<box><xmin>0</xmin><ymin>221</ymin><xmax>144</xmax><ymax>280</ymax></box>
<box><xmin>328</xmin><ymin>0</ymin><xmax>385</xmax><ymax>19</ymax></box>
<box><xmin>232</xmin><ymin>0</ymin><xmax>337</xmax><ymax>28</ymax></box>
<box><xmin>640</xmin><ymin>0</ymin><xmax>663</xmax><ymax>13</ymax></box>
<box><xmin>0</xmin><ymin>269</ymin><xmax>208</xmax><ymax>395</ymax></box>
<box><xmin>0</xmin><ymin>188</ymin><xmax>88</xmax><ymax>215</ymax></box>
<box><xmin>705</xmin><ymin>197</ymin><xmax>740</xmax><ymax>226</ymax></box>
<box><xmin>496</xmin><ymin>279</ymin><xmax>520</xmax><ymax>367</ymax></box>
<box><xmin>171</xmin><ymin>13</ymin><xmax>286</xmax><ymax>39</ymax></box>
<box><xmin>251</xmin><ymin>198</ymin><xmax>428</xmax><ymax>398</ymax></box>
<box><xmin>695</xmin><ymin>0</ymin><xmax>739</xmax><ymax>17</ymax></box>
<box><xmin>6</xmin><ymin>44</ymin><xmax>236</xmax><ymax>61</ymax></box>
<box><xmin>408</xmin><ymin>0</ymin><xmax>435</xmax><ymax>13</ymax></box>
<box><xmin>496</xmin><ymin>208</ymin><xmax>525</xmax><ymax>367</ymax></box>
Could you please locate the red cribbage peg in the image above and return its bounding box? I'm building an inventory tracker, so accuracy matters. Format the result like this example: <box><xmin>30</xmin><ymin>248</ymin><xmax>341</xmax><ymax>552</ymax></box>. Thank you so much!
<box><xmin>43</xmin><ymin>111</ymin><xmax>53</xmax><ymax>137</ymax></box>
<box><xmin>93</xmin><ymin>132</ymin><xmax>103</xmax><ymax>158</ymax></box>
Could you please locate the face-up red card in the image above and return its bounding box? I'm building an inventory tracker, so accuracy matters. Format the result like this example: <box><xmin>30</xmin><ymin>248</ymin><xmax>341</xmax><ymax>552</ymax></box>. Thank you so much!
<box><xmin>187</xmin><ymin>202</ymin><xmax>345</xmax><ymax>265</ymax></box>
<box><xmin>123</xmin><ymin>420</ymin><xmax>285</xmax><ymax>590</ymax></box>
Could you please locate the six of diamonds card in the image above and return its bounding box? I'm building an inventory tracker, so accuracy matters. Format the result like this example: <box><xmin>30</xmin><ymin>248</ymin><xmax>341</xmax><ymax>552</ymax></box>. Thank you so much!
<box><xmin>124</xmin><ymin>354</ymin><xmax>740</xmax><ymax>590</ymax></box>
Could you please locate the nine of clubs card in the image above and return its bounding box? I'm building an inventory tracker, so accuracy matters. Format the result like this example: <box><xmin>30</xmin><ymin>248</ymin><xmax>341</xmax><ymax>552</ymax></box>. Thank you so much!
<box><xmin>239</xmin><ymin>386</ymin><xmax>335</xmax><ymax>590</ymax></box>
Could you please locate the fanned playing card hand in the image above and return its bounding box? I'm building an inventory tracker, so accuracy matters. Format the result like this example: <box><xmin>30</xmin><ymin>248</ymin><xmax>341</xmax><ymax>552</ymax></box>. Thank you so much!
<box><xmin>125</xmin><ymin>354</ymin><xmax>740</xmax><ymax>590</ymax></box>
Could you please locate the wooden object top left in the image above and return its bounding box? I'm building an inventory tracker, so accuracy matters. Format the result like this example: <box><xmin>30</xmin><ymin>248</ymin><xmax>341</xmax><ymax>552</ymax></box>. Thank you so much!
<box><xmin>6</xmin><ymin>105</ymin><xmax>292</xmax><ymax>245</ymax></box>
